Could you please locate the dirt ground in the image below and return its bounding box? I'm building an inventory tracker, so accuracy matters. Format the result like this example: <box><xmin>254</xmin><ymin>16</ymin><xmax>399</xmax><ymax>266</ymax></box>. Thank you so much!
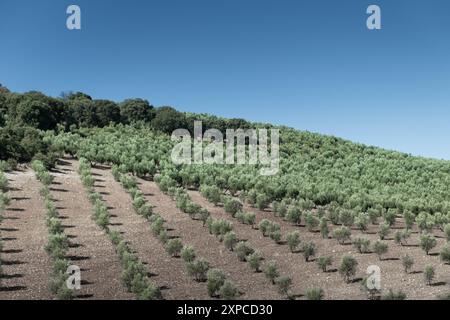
<box><xmin>1</xmin><ymin>158</ymin><xmax>449</xmax><ymax>300</ymax></box>
<box><xmin>189</xmin><ymin>191</ymin><xmax>450</xmax><ymax>300</ymax></box>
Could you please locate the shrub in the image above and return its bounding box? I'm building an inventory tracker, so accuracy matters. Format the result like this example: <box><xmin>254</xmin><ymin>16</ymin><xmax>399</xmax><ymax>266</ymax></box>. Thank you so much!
<box><xmin>440</xmin><ymin>244</ymin><xmax>450</xmax><ymax>264</ymax></box>
<box><xmin>444</xmin><ymin>224</ymin><xmax>450</xmax><ymax>242</ymax></box>
<box><xmin>333</xmin><ymin>226</ymin><xmax>351</xmax><ymax>245</ymax></box>
<box><xmin>247</xmin><ymin>251</ymin><xmax>263</xmax><ymax>272</ymax></box>
<box><xmin>158</xmin><ymin>229</ymin><xmax>169</xmax><ymax>244</ymax></box>
<box><xmin>181</xmin><ymin>245</ymin><xmax>196</xmax><ymax>263</ymax></box>
<box><xmin>276</xmin><ymin>276</ymin><xmax>292</xmax><ymax>297</ymax></box>
<box><xmin>200</xmin><ymin>185</ymin><xmax>221</xmax><ymax>205</ymax></box>
<box><xmin>339</xmin><ymin>255</ymin><xmax>358</xmax><ymax>283</ymax></box>
<box><xmin>382</xmin><ymin>289</ymin><xmax>406</xmax><ymax>300</ymax></box>
<box><xmin>373</xmin><ymin>241</ymin><xmax>389</xmax><ymax>261</ymax></box>
<box><xmin>378</xmin><ymin>222</ymin><xmax>390</xmax><ymax>240</ymax></box>
<box><xmin>150</xmin><ymin>216</ymin><xmax>165</xmax><ymax>236</ymax></box>
<box><xmin>219</xmin><ymin>280</ymin><xmax>238</xmax><ymax>300</ymax></box>
<box><xmin>256</xmin><ymin>193</ymin><xmax>270</xmax><ymax>211</ymax></box>
<box><xmin>352</xmin><ymin>238</ymin><xmax>371</xmax><ymax>254</ymax></box>
<box><xmin>305</xmin><ymin>212</ymin><xmax>319</xmax><ymax>232</ymax></box>
<box><xmin>223</xmin><ymin>197</ymin><xmax>243</xmax><ymax>217</ymax></box>
<box><xmin>424</xmin><ymin>265</ymin><xmax>435</xmax><ymax>285</ymax></box>
<box><xmin>206</xmin><ymin>268</ymin><xmax>226</xmax><ymax>297</ymax></box>
<box><xmin>402</xmin><ymin>255</ymin><xmax>414</xmax><ymax>274</ymax></box>
<box><xmin>383</xmin><ymin>209</ymin><xmax>397</xmax><ymax>226</ymax></box>
<box><xmin>243</xmin><ymin>212</ymin><xmax>256</xmax><ymax>228</ymax></box>
<box><xmin>306</xmin><ymin>287</ymin><xmax>324</xmax><ymax>300</ymax></box>
<box><xmin>264</xmin><ymin>261</ymin><xmax>280</xmax><ymax>284</ymax></box>
<box><xmin>320</xmin><ymin>218</ymin><xmax>329</xmax><ymax>239</ymax></box>
<box><xmin>403</xmin><ymin>210</ymin><xmax>415</xmax><ymax>230</ymax></box>
<box><xmin>259</xmin><ymin>219</ymin><xmax>272</xmax><ymax>236</ymax></box>
<box><xmin>316</xmin><ymin>256</ymin><xmax>332</xmax><ymax>272</ymax></box>
<box><xmin>187</xmin><ymin>258</ymin><xmax>210</xmax><ymax>282</ymax></box>
<box><xmin>235</xmin><ymin>242</ymin><xmax>254</xmax><ymax>262</ymax></box>
<box><xmin>286</xmin><ymin>207</ymin><xmax>302</xmax><ymax>225</ymax></box>
<box><xmin>394</xmin><ymin>229</ymin><xmax>411</xmax><ymax>246</ymax></box>
<box><xmin>302</xmin><ymin>242</ymin><xmax>316</xmax><ymax>262</ymax></box>
<box><xmin>210</xmin><ymin>219</ymin><xmax>233</xmax><ymax>240</ymax></box>
<box><xmin>165</xmin><ymin>239</ymin><xmax>183</xmax><ymax>257</ymax></box>
<box><xmin>224</xmin><ymin>231</ymin><xmax>238</xmax><ymax>251</ymax></box>
<box><xmin>355</xmin><ymin>213</ymin><xmax>369</xmax><ymax>232</ymax></box>
<box><xmin>269</xmin><ymin>230</ymin><xmax>282</xmax><ymax>244</ymax></box>
<box><xmin>339</xmin><ymin>209</ymin><xmax>354</xmax><ymax>227</ymax></box>
<box><xmin>45</xmin><ymin>233</ymin><xmax>69</xmax><ymax>259</ymax></box>
<box><xmin>286</xmin><ymin>231</ymin><xmax>301</xmax><ymax>253</ymax></box>
<box><xmin>199</xmin><ymin>209</ymin><xmax>210</xmax><ymax>226</ymax></box>
<box><xmin>367</xmin><ymin>208</ymin><xmax>380</xmax><ymax>225</ymax></box>
<box><xmin>420</xmin><ymin>233</ymin><xmax>437</xmax><ymax>255</ymax></box>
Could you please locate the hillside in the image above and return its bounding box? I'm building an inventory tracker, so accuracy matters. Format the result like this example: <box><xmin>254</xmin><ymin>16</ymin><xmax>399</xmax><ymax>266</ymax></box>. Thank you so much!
<box><xmin>2</xmin><ymin>88</ymin><xmax>450</xmax><ymax>300</ymax></box>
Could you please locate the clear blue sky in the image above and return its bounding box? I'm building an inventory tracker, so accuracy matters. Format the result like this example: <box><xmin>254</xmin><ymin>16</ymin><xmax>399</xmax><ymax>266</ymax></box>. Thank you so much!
<box><xmin>1</xmin><ymin>0</ymin><xmax>449</xmax><ymax>159</ymax></box>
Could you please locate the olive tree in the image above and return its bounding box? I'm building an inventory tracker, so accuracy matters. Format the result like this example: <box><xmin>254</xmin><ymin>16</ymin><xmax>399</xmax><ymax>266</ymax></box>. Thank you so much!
<box><xmin>402</xmin><ymin>255</ymin><xmax>414</xmax><ymax>274</ymax></box>
<box><xmin>339</xmin><ymin>255</ymin><xmax>358</xmax><ymax>283</ymax></box>
<box><xmin>286</xmin><ymin>231</ymin><xmax>301</xmax><ymax>253</ymax></box>
<box><xmin>264</xmin><ymin>261</ymin><xmax>280</xmax><ymax>284</ymax></box>
<box><xmin>420</xmin><ymin>233</ymin><xmax>437</xmax><ymax>255</ymax></box>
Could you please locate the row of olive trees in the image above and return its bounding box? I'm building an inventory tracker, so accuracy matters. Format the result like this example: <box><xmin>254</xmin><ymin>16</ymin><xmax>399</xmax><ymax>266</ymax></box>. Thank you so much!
<box><xmin>115</xmin><ymin>168</ymin><xmax>238</xmax><ymax>300</ymax></box>
<box><xmin>78</xmin><ymin>158</ymin><xmax>160</xmax><ymax>299</ymax></box>
<box><xmin>32</xmin><ymin>160</ymin><xmax>74</xmax><ymax>300</ymax></box>
<box><xmin>0</xmin><ymin>170</ymin><xmax>10</xmax><ymax>288</ymax></box>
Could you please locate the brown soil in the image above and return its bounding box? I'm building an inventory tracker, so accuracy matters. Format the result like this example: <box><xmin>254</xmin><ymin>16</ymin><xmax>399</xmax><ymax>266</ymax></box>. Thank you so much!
<box><xmin>2</xmin><ymin>159</ymin><xmax>449</xmax><ymax>300</ymax></box>
<box><xmin>0</xmin><ymin>170</ymin><xmax>52</xmax><ymax>299</ymax></box>
<box><xmin>47</xmin><ymin>158</ymin><xmax>133</xmax><ymax>300</ymax></box>
<box><xmin>136</xmin><ymin>178</ymin><xmax>283</xmax><ymax>300</ymax></box>
<box><xmin>90</xmin><ymin>164</ymin><xmax>209</xmax><ymax>300</ymax></box>
<box><xmin>190</xmin><ymin>191</ymin><xmax>450</xmax><ymax>300</ymax></box>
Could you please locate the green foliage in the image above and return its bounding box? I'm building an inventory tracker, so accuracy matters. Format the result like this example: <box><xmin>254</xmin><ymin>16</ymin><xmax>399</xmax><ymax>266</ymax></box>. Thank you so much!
<box><xmin>286</xmin><ymin>231</ymin><xmax>301</xmax><ymax>253</ymax></box>
<box><xmin>373</xmin><ymin>241</ymin><xmax>389</xmax><ymax>260</ymax></box>
<box><xmin>219</xmin><ymin>280</ymin><xmax>238</xmax><ymax>300</ymax></box>
<box><xmin>223</xmin><ymin>197</ymin><xmax>243</xmax><ymax>216</ymax></box>
<box><xmin>319</xmin><ymin>218</ymin><xmax>329</xmax><ymax>239</ymax></box>
<box><xmin>306</xmin><ymin>287</ymin><xmax>324</xmax><ymax>300</ymax></box>
<box><xmin>207</xmin><ymin>268</ymin><xmax>226</xmax><ymax>297</ymax></box>
<box><xmin>264</xmin><ymin>261</ymin><xmax>280</xmax><ymax>284</ymax></box>
<box><xmin>276</xmin><ymin>276</ymin><xmax>292</xmax><ymax>298</ymax></box>
<box><xmin>187</xmin><ymin>258</ymin><xmax>210</xmax><ymax>282</ymax></box>
<box><xmin>235</xmin><ymin>241</ymin><xmax>254</xmax><ymax>262</ymax></box>
<box><xmin>223</xmin><ymin>231</ymin><xmax>238</xmax><ymax>251</ymax></box>
<box><xmin>166</xmin><ymin>239</ymin><xmax>183</xmax><ymax>257</ymax></box>
<box><xmin>316</xmin><ymin>256</ymin><xmax>333</xmax><ymax>272</ymax></box>
<box><xmin>378</xmin><ymin>222</ymin><xmax>390</xmax><ymax>240</ymax></box>
<box><xmin>339</xmin><ymin>255</ymin><xmax>358</xmax><ymax>283</ymax></box>
<box><xmin>440</xmin><ymin>244</ymin><xmax>450</xmax><ymax>264</ymax></box>
<box><xmin>286</xmin><ymin>207</ymin><xmax>302</xmax><ymax>226</ymax></box>
<box><xmin>339</xmin><ymin>209</ymin><xmax>354</xmax><ymax>227</ymax></box>
<box><xmin>444</xmin><ymin>224</ymin><xmax>450</xmax><ymax>242</ymax></box>
<box><xmin>424</xmin><ymin>265</ymin><xmax>435</xmax><ymax>285</ymax></box>
<box><xmin>181</xmin><ymin>245</ymin><xmax>196</xmax><ymax>263</ymax></box>
<box><xmin>302</xmin><ymin>242</ymin><xmax>316</xmax><ymax>262</ymax></box>
<box><xmin>247</xmin><ymin>251</ymin><xmax>263</xmax><ymax>272</ymax></box>
<box><xmin>382</xmin><ymin>289</ymin><xmax>406</xmax><ymax>300</ymax></box>
<box><xmin>352</xmin><ymin>238</ymin><xmax>371</xmax><ymax>254</ymax></box>
<box><xmin>355</xmin><ymin>213</ymin><xmax>369</xmax><ymax>232</ymax></box>
<box><xmin>402</xmin><ymin>255</ymin><xmax>414</xmax><ymax>273</ymax></box>
<box><xmin>420</xmin><ymin>233</ymin><xmax>437</xmax><ymax>255</ymax></box>
<box><xmin>200</xmin><ymin>185</ymin><xmax>222</xmax><ymax>205</ymax></box>
<box><xmin>333</xmin><ymin>226</ymin><xmax>351</xmax><ymax>245</ymax></box>
<box><xmin>304</xmin><ymin>212</ymin><xmax>319</xmax><ymax>232</ymax></box>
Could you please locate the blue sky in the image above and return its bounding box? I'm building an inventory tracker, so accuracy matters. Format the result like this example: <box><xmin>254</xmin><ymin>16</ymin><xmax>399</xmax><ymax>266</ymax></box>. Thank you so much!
<box><xmin>1</xmin><ymin>0</ymin><xmax>449</xmax><ymax>159</ymax></box>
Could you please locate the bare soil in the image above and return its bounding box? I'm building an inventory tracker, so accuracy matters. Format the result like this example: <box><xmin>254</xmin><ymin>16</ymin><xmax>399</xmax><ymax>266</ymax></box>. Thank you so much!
<box><xmin>90</xmin><ymin>164</ymin><xmax>210</xmax><ymax>300</ymax></box>
<box><xmin>0</xmin><ymin>170</ymin><xmax>52</xmax><ymax>299</ymax></box>
<box><xmin>190</xmin><ymin>191</ymin><xmax>450</xmax><ymax>300</ymax></box>
<box><xmin>136</xmin><ymin>177</ymin><xmax>282</xmax><ymax>300</ymax></box>
<box><xmin>47</xmin><ymin>158</ymin><xmax>134</xmax><ymax>299</ymax></box>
